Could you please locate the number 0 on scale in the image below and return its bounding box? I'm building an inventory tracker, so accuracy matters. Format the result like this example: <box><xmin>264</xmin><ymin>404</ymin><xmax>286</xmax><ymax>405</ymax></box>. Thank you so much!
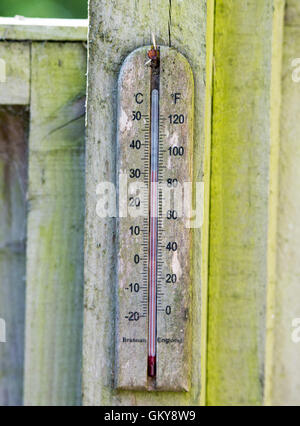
<box><xmin>116</xmin><ymin>45</ymin><xmax>194</xmax><ymax>391</ymax></box>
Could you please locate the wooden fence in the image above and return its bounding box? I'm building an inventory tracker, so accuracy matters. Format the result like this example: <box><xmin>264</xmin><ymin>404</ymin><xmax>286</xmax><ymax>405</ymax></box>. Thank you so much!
<box><xmin>0</xmin><ymin>0</ymin><xmax>300</xmax><ymax>406</ymax></box>
<box><xmin>0</xmin><ymin>17</ymin><xmax>87</xmax><ymax>406</ymax></box>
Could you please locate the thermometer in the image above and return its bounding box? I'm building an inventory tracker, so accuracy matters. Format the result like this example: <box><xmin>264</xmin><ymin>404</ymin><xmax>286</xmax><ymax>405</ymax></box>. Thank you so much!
<box><xmin>116</xmin><ymin>45</ymin><xmax>194</xmax><ymax>391</ymax></box>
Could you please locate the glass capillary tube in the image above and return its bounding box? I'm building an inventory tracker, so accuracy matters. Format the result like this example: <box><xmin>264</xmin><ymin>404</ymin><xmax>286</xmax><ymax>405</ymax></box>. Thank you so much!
<box><xmin>148</xmin><ymin>88</ymin><xmax>159</xmax><ymax>377</ymax></box>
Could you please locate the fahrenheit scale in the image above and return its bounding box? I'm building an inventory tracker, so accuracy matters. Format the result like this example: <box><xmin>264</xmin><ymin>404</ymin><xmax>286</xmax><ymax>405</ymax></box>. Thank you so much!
<box><xmin>116</xmin><ymin>45</ymin><xmax>194</xmax><ymax>391</ymax></box>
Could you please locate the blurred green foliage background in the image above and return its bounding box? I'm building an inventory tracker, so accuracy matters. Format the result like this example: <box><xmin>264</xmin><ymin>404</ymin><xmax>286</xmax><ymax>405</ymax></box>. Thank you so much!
<box><xmin>0</xmin><ymin>0</ymin><xmax>87</xmax><ymax>19</ymax></box>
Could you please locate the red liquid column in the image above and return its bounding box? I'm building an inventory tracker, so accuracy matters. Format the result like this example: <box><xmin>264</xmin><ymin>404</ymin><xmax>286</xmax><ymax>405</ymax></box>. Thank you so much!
<box><xmin>148</xmin><ymin>88</ymin><xmax>159</xmax><ymax>377</ymax></box>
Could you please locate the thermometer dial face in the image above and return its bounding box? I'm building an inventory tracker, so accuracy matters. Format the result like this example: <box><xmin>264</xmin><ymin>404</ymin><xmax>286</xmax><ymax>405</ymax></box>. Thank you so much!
<box><xmin>116</xmin><ymin>46</ymin><xmax>194</xmax><ymax>391</ymax></box>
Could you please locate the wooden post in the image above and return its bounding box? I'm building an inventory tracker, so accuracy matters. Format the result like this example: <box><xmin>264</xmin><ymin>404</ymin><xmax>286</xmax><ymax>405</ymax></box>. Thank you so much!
<box><xmin>83</xmin><ymin>0</ymin><xmax>207</xmax><ymax>405</ymax></box>
<box><xmin>206</xmin><ymin>0</ymin><xmax>284</xmax><ymax>406</ymax></box>
<box><xmin>265</xmin><ymin>0</ymin><xmax>300</xmax><ymax>405</ymax></box>
<box><xmin>24</xmin><ymin>42</ymin><xmax>87</xmax><ymax>406</ymax></box>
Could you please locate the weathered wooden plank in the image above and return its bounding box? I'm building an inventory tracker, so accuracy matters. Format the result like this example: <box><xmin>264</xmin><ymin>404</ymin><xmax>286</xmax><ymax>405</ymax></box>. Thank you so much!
<box><xmin>207</xmin><ymin>0</ymin><xmax>275</xmax><ymax>406</ymax></box>
<box><xmin>0</xmin><ymin>42</ymin><xmax>30</xmax><ymax>105</ymax></box>
<box><xmin>24</xmin><ymin>42</ymin><xmax>86</xmax><ymax>406</ymax></box>
<box><xmin>84</xmin><ymin>0</ymin><xmax>207</xmax><ymax>406</ymax></box>
<box><xmin>0</xmin><ymin>18</ymin><xmax>88</xmax><ymax>41</ymax></box>
<box><xmin>0</xmin><ymin>106</ymin><xmax>28</xmax><ymax>406</ymax></box>
<box><xmin>264</xmin><ymin>2</ymin><xmax>300</xmax><ymax>406</ymax></box>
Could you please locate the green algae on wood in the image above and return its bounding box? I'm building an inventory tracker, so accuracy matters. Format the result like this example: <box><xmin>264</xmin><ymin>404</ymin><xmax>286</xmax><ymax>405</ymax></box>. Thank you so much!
<box><xmin>24</xmin><ymin>42</ymin><xmax>86</xmax><ymax>406</ymax></box>
<box><xmin>207</xmin><ymin>0</ymin><xmax>274</xmax><ymax>406</ymax></box>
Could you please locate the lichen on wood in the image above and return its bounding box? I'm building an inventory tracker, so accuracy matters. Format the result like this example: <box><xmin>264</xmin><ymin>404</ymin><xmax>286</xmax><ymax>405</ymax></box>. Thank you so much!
<box><xmin>207</xmin><ymin>0</ymin><xmax>276</xmax><ymax>406</ymax></box>
<box><xmin>24</xmin><ymin>42</ymin><xmax>87</xmax><ymax>406</ymax></box>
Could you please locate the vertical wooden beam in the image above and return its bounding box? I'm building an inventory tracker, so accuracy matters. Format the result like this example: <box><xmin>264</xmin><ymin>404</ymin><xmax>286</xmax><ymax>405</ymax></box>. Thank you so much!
<box><xmin>24</xmin><ymin>42</ymin><xmax>86</xmax><ymax>406</ymax></box>
<box><xmin>207</xmin><ymin>0</ymin><xmax>276</xmax><ymax>406</ymax></box>
<box><xmin>201</xmin><ymin>0</ymin><xmax>215</xmax><ymax>407</ymax></box>
<box><xmin>265</xmin><ymin>0</ymin><xmax>300</xmax><ymax>405</ymax></box>
<box><xmin>0</xmin><ymin>106</ymin><xmax>28</xmax><ymax>406</ymax></box>
<box><xmin>83</xmin><ymin>0</ymin><xmax>207</xmax><ymax>405</ymax></box>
